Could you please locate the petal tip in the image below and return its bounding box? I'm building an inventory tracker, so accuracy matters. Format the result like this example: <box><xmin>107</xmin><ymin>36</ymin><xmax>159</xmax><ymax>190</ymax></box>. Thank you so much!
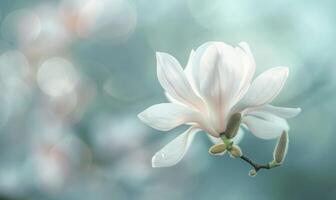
<box><xmin>137</xmin><ymin>111</ymin><xmax>145</xmax><ymax>122</ymax></box>
<box><xmin>297</xmin><ymin>107</ymin><xmax>302</xmax><ymax>114</ymax></box>
<box><xmin>284</xmin><ymin>67</ymin><xmax>289</xmax><ymax>76</ymax></box>
<box><xmin>151</xmin><ymin>155</ymin><xmax>159</xmax><ymax>168</ymax></box>
<box><xmin>291</xmin><ymin>107</ymin><xmax>302</xmax><ymax>117</ymax></box>
<box><xmin>151</xmin><ymin>153</ymin><xmax>167</xmax><ymax>168</ymax></box>
<box><xmin>277</xmin><ymin>66</ymin><xmax>289</xmax><ymax>77</ymax></box>
<box><xmin>156</xmin><ymin>51</ymin><xmax>164</xmax><ymax>56</ymax></box>
<box><xmin>155</xmin><ymin>52</ymin><xmax>167</xmax><ymax>62</ymax></box>
<box><xmin>238</xmin><ymin>41</ymin><xmax>249</xmax><ymax>47</ymax></box>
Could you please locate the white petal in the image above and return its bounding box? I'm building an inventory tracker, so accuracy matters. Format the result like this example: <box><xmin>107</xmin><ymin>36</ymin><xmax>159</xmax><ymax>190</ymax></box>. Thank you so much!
<box><xmin>207</xmin><ymin>127</ymin><xmax>245</xmax><ymax>144</ymax></box>
<box><xmin>236</xmin><ymin>42</ymin><xmax>256</xmax><ymax>92</ymax></box>
<box><xmin>236</xmin><ymin>67</ymin><xmax>289</xmax><ymax>112</ymax></box>
<box><xmin>156</xmin><ymin>52</ymin><xmax>204</xmax><ymax>110</ymax></box>
<box><xmin>198</xmin><ymin>43</ymin><xmax>254</xmax><ymax>131</ymax></box>
<box><xmin>165</xmin><ymin>92</ymin><xmax>180</xmax><ymax>104</ymax></box>
<box><xmin>188</xmin><ymin>42</ymin><xmax>215</xmax><ymax>91</ymax></box>
<box><xmin>184</xmin><ymin>50</ymin><xmax>195</xmax><ymax>86</ymax></box>
<box><xmin>254</xmin><ymin>105</ymin><xmax>301</xmax><ymax>118</ymax></box>
<box><xmin>243</xmin><ymin>112</ymin><xmax>289</xmax><ymax>140</ymax></box>
<box><xmin>238</xmin><ymin>41</ymin><xmax>256</xmax><ymax>71</ymax></box>
<box><xmin>138</xmin><ymin>103</ymin><xmax>201</xmax><ymax>131</ymax></box>
<box><xmin>152</xmin><ymin>127</ymin><xmax>200</xmax><ymax>168</ymax></box>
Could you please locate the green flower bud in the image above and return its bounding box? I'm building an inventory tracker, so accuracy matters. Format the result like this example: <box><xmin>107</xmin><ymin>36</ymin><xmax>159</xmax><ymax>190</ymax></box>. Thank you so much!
<box><xmin>209</xmin><ymin>143</ymin><xmax>227</xmax><ymax>156</ymax></box>
<box><xmin>229</xmin><ymin>144</ymin><xmax>243</xmax><ymax>158</ymax></box>
<box><xmin>249</xmin><ymin>169</ymin><xmax>257</xmax><ymax>177</ymax></box>
<box><xmin>273</xmin><ymin>131</ymin><xmax>289</xmax><ymax>164</ymax></box>
<box><xmin>223</xmin><ymin>113</ymin><xmax>242</xmax><ymax>139</ymax></box>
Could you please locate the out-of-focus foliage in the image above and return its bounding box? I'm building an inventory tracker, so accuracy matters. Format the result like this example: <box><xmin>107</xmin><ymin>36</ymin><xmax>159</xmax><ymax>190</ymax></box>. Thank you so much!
<box><xmin>0</xmin><ymin>0</ymin><xmax>335</xmax><ymax>199</ymax></box>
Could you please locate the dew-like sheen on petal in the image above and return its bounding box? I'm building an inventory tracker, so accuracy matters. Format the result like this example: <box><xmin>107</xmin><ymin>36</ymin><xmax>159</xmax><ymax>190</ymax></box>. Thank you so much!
<box><xmin>156</xmin><ymin>52</ymin><xmax>204</xmax><ymax>111</ymax></box>
<box><xmin>138</xmin><ymin>103</ymin><xmax>201</xmax><ymax>131</ymax></box>
<box><xmin>236</xmin><ymin>67</ymin><xmax>289</xmax><ymax>112</ymax></box>
<box><xmin>257</xmin><ymin>105</ymin><xmax>301</xmax><ymax>118</ymax></box>
<box><xmin>152</xmin><ymin>127</ymin><xmax>200</xmax><ymax>168</ymax></box>
<box><xmin>243</xmin><ymin>113</ymin><xmax>289</xmax><ymax>140</ymax></box>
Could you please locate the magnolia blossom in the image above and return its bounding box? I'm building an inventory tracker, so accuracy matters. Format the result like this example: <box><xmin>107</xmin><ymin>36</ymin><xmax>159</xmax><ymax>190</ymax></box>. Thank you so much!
<box><xmin>138</xmin><ymin>41</ymin><xmax>301</xmax><ymax>168</ymax></box>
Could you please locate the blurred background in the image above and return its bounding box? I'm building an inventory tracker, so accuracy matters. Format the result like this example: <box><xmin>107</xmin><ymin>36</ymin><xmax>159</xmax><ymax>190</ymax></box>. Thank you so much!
<box><xmin>0</xmin><ymin>0</ymin><xmax>335</xmax><ymax>199</ymax></box>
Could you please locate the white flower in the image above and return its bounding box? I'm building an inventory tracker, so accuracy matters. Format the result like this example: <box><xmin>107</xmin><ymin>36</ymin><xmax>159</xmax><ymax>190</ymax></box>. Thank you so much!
<box><xmin>138</xmin><ymin>41</ymin><xmax>301</xmax><ymax>168</ymax></box>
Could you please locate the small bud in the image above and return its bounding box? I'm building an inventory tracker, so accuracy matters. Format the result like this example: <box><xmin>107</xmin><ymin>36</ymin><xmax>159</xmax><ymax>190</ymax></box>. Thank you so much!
<box><xmin>209</xmin><ymin>143</ymin><xmax>227</xmax><ymax>156</ymax></box>
<box><xmin>249</xmin><ymin>169</ymin><xmax>257</xmax><ymax>177</ymax></box>
<box><xmin>229</xmin><ymin>144</ymin><xmax>243</xmax><ymax>158</ymax></box>
<box><xmin>224</xmin><ymin>113</ymin><xmax>242</xmax><ymax>139</ymax></box>
<box><xmin>273</xmin><ymin>131</ymin><xmax>289</xmax><ymax>164</ymax></box>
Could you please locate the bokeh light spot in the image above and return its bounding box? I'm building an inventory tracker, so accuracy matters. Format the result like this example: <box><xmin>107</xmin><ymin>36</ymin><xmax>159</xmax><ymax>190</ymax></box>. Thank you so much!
<box><xmin>37</xmin><ymin>57</ymin><xmax>79</xmax><ymax>97</ymax></box>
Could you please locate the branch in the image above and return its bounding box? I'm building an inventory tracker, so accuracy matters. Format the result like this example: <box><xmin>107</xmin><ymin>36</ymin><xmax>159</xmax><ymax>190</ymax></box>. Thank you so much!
<box><xmin>219</xmin><ymin>126</ymin><xmax>281</xmax><ymax>175</ymax></box>
<box><xmin>239</xmin><ymin>154</ymin><xmax>279</xmax><ymax>172</ymax></box>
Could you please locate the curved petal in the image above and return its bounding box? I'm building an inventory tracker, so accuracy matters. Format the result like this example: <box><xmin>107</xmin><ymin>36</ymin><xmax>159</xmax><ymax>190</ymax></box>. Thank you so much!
<box><xmin>165</xmin><ymin>92</ymin><xmax>181</xmax><ymax>105</ymax></box>
<box><xmin>138</xmin><ymin>103</ymin><xmax>201</xmax><ymax>131</ymax></box>
<box><xmin>198</xmin><ymin>43</ymin><xmax>255</xmax><ymax>132</ymax></box>
<box><xmin>253</xmin><ymin>105</ymin><xmax>301</xmax><ymax>118</ymax></box>
<box><xmin>236</xmin><ymin>67</ymin><xmax>289</xmax><ymax>112</ymax></box>
<box><xmin>231</xmin><ymin>44</ymin><xmax>256</xmax><ymax>104</ymax></box>
<box><xmin>243</xmin><ymin>111</ymin><xmax>289</xmax><ymax>140</ymax></box>
<box><xmin>238</xmin><ymin>42</ymin><xmax>256</xmax><ymax>71</ymax></box>
<box><xmin>187</xmin><ymin>42</ymin><xmax>216</xmax><ymax>92</ymax></box>
<box><xmin>184</xmin><ymin>50</ymin><xmax>197</xmax><ymax>91</ymax></box>
<box><xmin>152</xmin><ymin>127</ymin><xmax>200</xmax><ymax>168</ymax></box>
<box><xmin>156</xmin><ymin>52</ymin><xmax>204</xmax><ymax>111</ymax></box>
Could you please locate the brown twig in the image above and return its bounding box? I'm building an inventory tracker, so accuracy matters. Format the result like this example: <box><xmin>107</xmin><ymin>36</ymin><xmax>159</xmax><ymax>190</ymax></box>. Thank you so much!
<box><xmin>239</xmin><ymin>154</ymin><xmax>278</xmax><ymax>172</ymax></box>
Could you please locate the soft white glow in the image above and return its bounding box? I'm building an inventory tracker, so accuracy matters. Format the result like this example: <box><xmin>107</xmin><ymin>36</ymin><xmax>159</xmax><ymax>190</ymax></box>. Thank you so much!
<box><xmin>76</xmin><ymin>0</ymin><xmax>137</xmax><ymax>41</ymax></box>
<box><xmin>22</xmin><ymin>4</ymin><xmax>71</xmax><ymax>57</ymax></box>
<box><xmin>187</xmin><ymin>0</ymin><xmax>256</xmax><ymax>31</ymax></box>
<box><xmin>0</xmin><ymin>50</ymin><xmax>30</xmax><ymax>79</ymax></box>
<box><xmin>49</xmin><ymin>92</ymin><xmax>78</xmax><ymax>116</ymax></box>
<box><xmin>90</xmin><ymin>114</ymin><xmax>147</xmax><ymax>156</ymax></box>
<box><xmin>37</xmin><ymin>57</ymin><xmax>79</xmax><ymax>97</ymax></box>
<box><xmin>35</xmin><ymin>149</ymin><xmax>67</xmax><ymax>191</ymax></box>
<box><xmin>1</xmin><ymin>9</ymin><xmax>41</xmax><ymax>45</ymax></box>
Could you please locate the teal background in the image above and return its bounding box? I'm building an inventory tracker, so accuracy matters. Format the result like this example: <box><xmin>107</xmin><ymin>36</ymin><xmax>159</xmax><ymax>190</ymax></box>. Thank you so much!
<box><xmin>0</xmin><ymin>0</ymin><xmax>335</xmax><ymax>199</ymax></box>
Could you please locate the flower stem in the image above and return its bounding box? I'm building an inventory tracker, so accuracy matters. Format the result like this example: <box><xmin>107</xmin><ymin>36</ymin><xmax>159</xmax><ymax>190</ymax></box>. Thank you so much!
<box><xmin>220</xmin><ymin>132</ymin><xmax>280</xmax><ymax>173</ymax></box>
<box><xmin>239</xmin><ymin>154</ymin><xmax>279</xmax><ymax>172</ymax></box>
